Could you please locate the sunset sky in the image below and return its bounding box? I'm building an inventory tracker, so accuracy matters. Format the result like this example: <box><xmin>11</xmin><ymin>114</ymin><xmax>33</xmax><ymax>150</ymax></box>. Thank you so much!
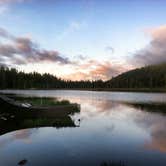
<box><xmin>0</xmin><ymin>0</ymin><xmax>166</xmax><ymax>80</ymax></box>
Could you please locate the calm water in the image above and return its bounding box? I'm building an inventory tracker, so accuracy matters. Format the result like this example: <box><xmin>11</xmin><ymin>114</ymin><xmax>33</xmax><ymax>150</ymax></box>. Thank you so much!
<box><xmin>0</xmin><ymin>90</ymin><xmax>166</xmax><ymax>166</ymax></box>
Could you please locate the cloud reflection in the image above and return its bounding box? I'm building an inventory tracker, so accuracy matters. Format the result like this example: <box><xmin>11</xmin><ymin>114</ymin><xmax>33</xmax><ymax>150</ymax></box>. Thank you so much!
<box><xmin>0</xmin><ymin>129</ymin><xmax>34</xmax><ymax>148</ymax></box>
<box><xmin>133</xmin><ymin>109</ymin><xmax>166</xmax><ymax>153</ymax></box>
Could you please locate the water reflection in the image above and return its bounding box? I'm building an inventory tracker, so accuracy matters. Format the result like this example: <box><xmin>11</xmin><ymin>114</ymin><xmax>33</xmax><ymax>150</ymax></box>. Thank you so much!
<box><xmin>131</xmin><ymin>110</ymin><xmax>166</xmax><ymax>153</ymax></box>
<box><xmin>0</xmin><ymin>91</ymin><xmax>166</xmax><ymax>166</ymax></box>
<box><xmin>0</xmin><ymin>129</ymin><xmax>33</xmax><ymax>149</ymax></box>
<box><xmin>0</xmin><ymin>116</ymin><xmax>77</xmax><ymax>136</ymax></box>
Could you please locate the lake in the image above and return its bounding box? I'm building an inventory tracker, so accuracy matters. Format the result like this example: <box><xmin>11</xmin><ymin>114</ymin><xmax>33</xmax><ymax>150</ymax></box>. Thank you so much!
<box><xmin>0</xmin><ymin>90</ymin><xmax>166</xmax><ymax>166</ymax></box>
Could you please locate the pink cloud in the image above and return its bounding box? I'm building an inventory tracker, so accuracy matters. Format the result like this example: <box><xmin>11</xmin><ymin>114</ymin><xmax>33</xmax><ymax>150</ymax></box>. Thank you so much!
<box><xmin>64</xmin><ymin>60</ymin><xmax>128</xmax><ymax>81</ymax></box>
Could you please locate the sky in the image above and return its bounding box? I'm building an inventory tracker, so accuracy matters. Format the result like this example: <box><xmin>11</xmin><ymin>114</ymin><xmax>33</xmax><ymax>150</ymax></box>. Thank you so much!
<box><xmin>0</xmin><ymin>0</ymin><xmax>166</xmax><ymax>80</ymax></box>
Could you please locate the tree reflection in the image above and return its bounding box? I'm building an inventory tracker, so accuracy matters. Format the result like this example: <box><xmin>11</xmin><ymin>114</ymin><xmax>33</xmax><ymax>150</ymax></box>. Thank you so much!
<box><xmin>100</xmin><ymin>161</ymin><xmax>126</xmax><ymax>166</ymax></box>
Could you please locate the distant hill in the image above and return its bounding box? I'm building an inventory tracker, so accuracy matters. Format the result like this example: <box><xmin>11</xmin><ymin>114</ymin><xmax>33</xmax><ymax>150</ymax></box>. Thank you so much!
<box><xmin>106</xmin><ymin>63</ymin><xmax>166</xmax><ymax>89</ymax></box>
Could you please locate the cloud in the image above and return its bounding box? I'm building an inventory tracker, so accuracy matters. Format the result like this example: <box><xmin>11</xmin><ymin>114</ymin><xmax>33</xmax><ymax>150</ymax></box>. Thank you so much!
<box><xmin>0</xmin><ymin>27</ymin><xmax>71</xmax><ymax>65</ymax></box>
<box><xmin>0</xmin><ymin>27</ymin><xmax>124</xmax><ymax>80</ymax></box>
<box><xmin>76</xmin><ymin>54</ymin><xmax>87</xmax><ymax>60</ymax></box>
<box><xmin>0</xmin><ymin>5</ymin><xmax>8</xmax><ymax>15</ymax></box>
<box><xmin>64</xmin><ymin>71</ymin><xmax>90</xmax><ymax>81</ymax></box>
<box><xmin>0</xmin><ymin>0</ymin><xmax>27</xmax><ymax>15</ymax></box>
<box><xmin>105</xmin><ymin>46</ymin><xmax>114</xmax><ymax>54</ymax></box>
<box><xmin>0</xmin><ymin>27</ymin><xmax>12</xmax><ymax>38</ymax></box>
<box><xmin>89</xmin><ymin>62</ymin><xmax>123</xmax><ymax>80</ymax></box>
<box><xmin>57</xmin><ymin>21</ymin><xmax>87</xmax><ymax>40</ymax></box>
<box><xmin>0</xmin><ymin>62</ymin><xmax>7</xmax><ymax>67</ymax></box>
<box><xmin>64</xmin><ymin>60</ymin><xmax>126</xmax><ymax>80</ymax></box>
<box><xmin>131</xmin><ymin>25</ymin><xmax>166</xmax><ymax>67</ymax></box>
<box><xmin>0</xmin><ymin>0</ymin><xmax>25</xmax><ymax>4</ymax></box>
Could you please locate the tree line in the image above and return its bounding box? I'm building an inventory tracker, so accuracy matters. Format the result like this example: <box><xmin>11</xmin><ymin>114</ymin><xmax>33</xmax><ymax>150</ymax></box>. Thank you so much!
<box><xmin>1</xmin><ymin>63</ymin><xmax>166</xmax><ymax>90</ymax></box>
<box><xmin>0</xmin><ymin>66</ymin><xmax>105</xmax><ymax>89</ymax></box>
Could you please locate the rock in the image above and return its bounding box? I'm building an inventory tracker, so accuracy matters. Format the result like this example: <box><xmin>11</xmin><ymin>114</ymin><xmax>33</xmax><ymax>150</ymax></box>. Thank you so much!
<box><xmin>0</xmin><ymin>117</ymin><xmax>7</xmax><ymax>121</ymax></box>
<box><xmin>18</xmin><ymin>159</ymin><xmax>27</xmax><ymax>165</ymax></box>
<box><xmin>21</xmin><ymin>103</ymin><xmax>32</xmax><ymax>108</ymax></box>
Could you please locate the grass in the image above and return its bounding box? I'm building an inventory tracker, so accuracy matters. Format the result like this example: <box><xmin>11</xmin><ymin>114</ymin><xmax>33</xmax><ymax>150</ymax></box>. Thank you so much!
<box><xmin>0</xmin><ymin>95</ymin><xmax>80</xmax><ymax>119</ymax></box>
<box><xmin>12</xmin><ymin>96</ymin><xmax>71</xmax><ymax>106</ymax></box>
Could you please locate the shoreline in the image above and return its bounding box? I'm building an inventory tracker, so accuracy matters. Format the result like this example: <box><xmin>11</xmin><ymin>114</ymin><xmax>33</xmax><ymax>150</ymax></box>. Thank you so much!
<box><xmin>1</xmin><ymin>88</ymin><xmax>166</xmax><ymax>93</ymax></box>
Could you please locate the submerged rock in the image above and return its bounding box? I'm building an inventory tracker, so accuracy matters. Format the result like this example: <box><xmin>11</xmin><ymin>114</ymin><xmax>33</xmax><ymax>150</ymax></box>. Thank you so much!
<box><xmin>18</xmin><ymin>159</ymin><xmax>27</xmax><ymax>165</ymax></box>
